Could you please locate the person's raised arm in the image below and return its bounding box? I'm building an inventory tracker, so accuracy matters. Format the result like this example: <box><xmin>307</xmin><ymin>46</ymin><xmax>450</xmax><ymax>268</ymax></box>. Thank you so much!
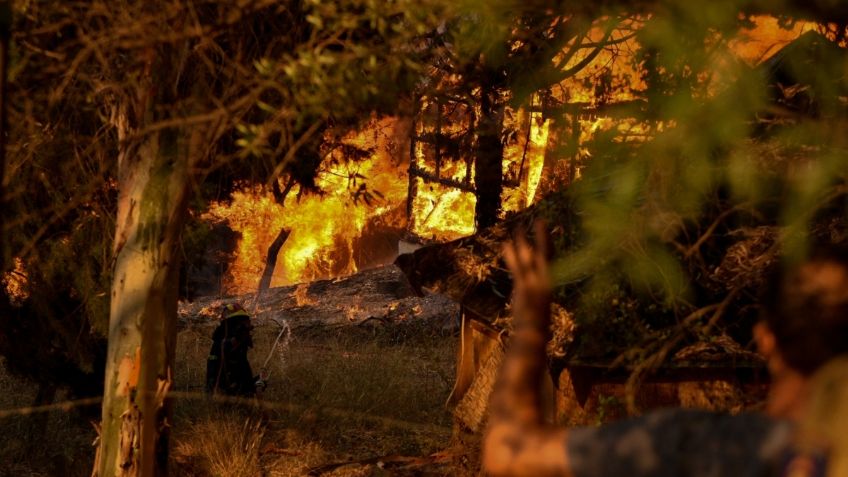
<box><xmin>482</xmin><ymin>221</ymin><xmax>572</xmax><ymax>477</ymax></box>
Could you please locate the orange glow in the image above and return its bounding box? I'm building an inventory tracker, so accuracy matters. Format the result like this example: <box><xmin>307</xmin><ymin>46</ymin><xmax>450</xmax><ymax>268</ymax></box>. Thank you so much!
<box><xmin>552</xmin><ymin>18</ymin><xmax>647</xmax><ymax>106</ymax></box>
<box><xmin>345</xmin><ymin>302</ymin><xmax>364</xmax><ymax>321</ymax></box>
<box><xmin>411</xmin><ymin>184</ymin><xmax>477</xmax><ymax>241</ymax></box>
<box><xmin>292</xmin><ymin>283</ymin><xmax>315</xmax><ymax>307</ymax></box>
<box><xmin>204</xmin><ymin>16</ymin><xmax>818</xmax><ymax>291</ymax></box>
<box><xmin>2</xmin><ymin>257</ymin><xmax>29</xmax><ymax>306</ymax></box>
<box><xmin>541</xmin><ymin>15</ymin><xmax>820</xmax><ymax>186</ymax></box>
<box><xmin>731</xmin><ymin>15</ymin><xmax>818</xmax><ymax>65</ymax></box>
<box><xmin>502</xmin><ymin>108</ymin><xmax>551</xmax><ymax>211</ymax></box>
<box><xmin>206</xmin><ymin>117</ymin><xmax>408</xmax><ymax>293</ymax></box>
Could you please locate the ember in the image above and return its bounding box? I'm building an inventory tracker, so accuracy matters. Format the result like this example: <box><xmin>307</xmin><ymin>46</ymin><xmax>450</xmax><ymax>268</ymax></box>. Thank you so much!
<box><xmin>1</xmin><ymin>258</ymin><xmax>28</xmax><ymax>306</ymax></box>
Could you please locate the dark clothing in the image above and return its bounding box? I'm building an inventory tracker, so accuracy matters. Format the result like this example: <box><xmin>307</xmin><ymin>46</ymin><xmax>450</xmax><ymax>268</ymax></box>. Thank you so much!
<box><xmin>205</xmin><ymin>316</ymin><xmax>257</xmax><ymax>396</ymax></box>
<box><xmin>567</xmin><ymin>409</ymin><xmax>793</xmax><ymax>477</ymax></box>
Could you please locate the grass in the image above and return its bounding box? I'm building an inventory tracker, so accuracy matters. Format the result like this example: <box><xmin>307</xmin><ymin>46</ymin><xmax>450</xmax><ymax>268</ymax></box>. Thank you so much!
<box><xmin>171</xmin><ymin>322</ymin><xmax>460</xmax><ymax>476</ymax></box>
<box><xmin>0</xmin><ymin>361</ymin><xmax>97</xmax><ymax>477</ymax></box>
<box><xmin>0</xmin><ymin>322</ymin><xmax>463</xmax><ymax>476</ymax></box>
<box><xmin>173</xmin><ymin>416</ymin><xmax>266</xmax><ymax>477</ymax></box>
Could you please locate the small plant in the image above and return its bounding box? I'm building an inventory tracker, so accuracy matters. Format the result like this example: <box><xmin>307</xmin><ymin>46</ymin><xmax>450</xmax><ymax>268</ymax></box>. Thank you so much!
<box><xmin>594</xmin><ymin>394</ymin><xmax>622</xmax><ymax>426</ymax></box>
<box><xmin>173</xmin><ymin>417</ymin><xmax>265</xmax><ymax>477</ymax></box>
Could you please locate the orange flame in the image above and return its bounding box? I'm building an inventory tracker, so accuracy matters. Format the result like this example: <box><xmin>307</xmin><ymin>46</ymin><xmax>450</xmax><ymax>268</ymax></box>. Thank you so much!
<box><xmin>292</xmin><ymin>283</ymin><xmax>315</xmax><ymax>307</ymax></box>
<box><xmin>206</xmin><ymin>117</ymin><xmax>409</xmax><ymax>293</ymax></box>
<box><xmin>204</xmin><ymin>16</ymin><xmax>815</xmax><ymax>292</ymax></box>
<box><xmin>410</xmin><ymin>97</ymin><xmax>551</xmax><ymax>240</ymax></box>
<box><xmin>731</xmin><ymin>15</ymin><xmax>818</xmax><ymax>65</ymax></box>
<box><xmin>502</xmin><ymin>108</ymin><xmax>551</xmax><ymax>211</ymax></box>
<box><xmin>541</xmin><ymin>15</ymin><xmax>820</xmax><ymax>186</ymax></box>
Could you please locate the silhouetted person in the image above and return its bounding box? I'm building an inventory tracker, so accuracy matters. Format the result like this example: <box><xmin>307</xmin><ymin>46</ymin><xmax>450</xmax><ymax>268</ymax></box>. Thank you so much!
<box><xmin>206</xmin><ymin>303</ymin><xmax>261</xmax><ymax>397</ymax></box>
<box><xmin>483</xmin><ymin>222</ymin><xmax>848</xmax><ymax>477</ymax></box>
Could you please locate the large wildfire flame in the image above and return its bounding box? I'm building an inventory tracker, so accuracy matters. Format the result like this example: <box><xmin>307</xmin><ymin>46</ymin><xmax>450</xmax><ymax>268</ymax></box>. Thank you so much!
<box><xmin>206</xmin><ymin>117</ymin><xmax>409</xmax><ymax>294</ymax></box>
<box><xmin>408</xmin><ymin>96</ymin><xmax>477</xmax><ymax>241</ymax></box>
<box><xmin>205</xmin><ymin>16</ymin><xmax>817</xmax><ymax>294</ymax></box>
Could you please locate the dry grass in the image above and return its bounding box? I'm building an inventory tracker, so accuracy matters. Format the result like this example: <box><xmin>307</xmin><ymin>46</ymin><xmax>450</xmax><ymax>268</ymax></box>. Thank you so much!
<box><xmin>0</xmin><ymin>322</ymin><xmax>462</xmax><ymax>476</ymax></box>
<box><xmin>173</xmin><ymin>416</ymin><xmax>266</xmax><ymax>476</ymax></box>
<box><xmin>0</xmin><ymin>361</ymin><xmax>97</xmax><ymax>477</ymax></box>
<box><xmin>169</xmin><ymin>323</ymin><xmax>460</xmax><ymax>476</ymax></box>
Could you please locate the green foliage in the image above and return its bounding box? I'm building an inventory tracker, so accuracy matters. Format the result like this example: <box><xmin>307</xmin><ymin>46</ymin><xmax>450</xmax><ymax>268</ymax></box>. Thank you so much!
<box><xmin>553</xmin><ymin>7</ymin><xmax>846</xmax><ymax>307</ymax></box>
<box><xmin>285</xmin><ymin>0</ymin><xmax>446</xmax><ymax>116</ymax></box>
<box><xmin>594</xmin><ymin>394</ymin><xmax>623</xmax><ymax>426</ymax></box>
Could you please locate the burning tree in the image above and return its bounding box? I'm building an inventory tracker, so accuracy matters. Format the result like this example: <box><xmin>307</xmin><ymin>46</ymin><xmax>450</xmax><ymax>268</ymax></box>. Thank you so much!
<box><xmin>205</xmin><ymin>116</ymin><xmax>415</xmax><ymax>293</ymax></box>
<box><xmin>403</xmin><ymin>0</ymin><xmax>848</xmax><ymax>242</ymax></box>
<box><xmin>405</xmin><ymin>7</ymin><xmax>648</xmax><ymax>240</ymax></box>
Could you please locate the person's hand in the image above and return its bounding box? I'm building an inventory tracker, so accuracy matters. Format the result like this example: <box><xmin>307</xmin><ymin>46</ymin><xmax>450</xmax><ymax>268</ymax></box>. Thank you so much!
<box><xmin>489</xmin><ymin>220</ymin><xmax>553</xmax><ymax>428</ymax></box>
<box><xmin>483</xmin><ymin>221</ymin><xmax>569</xmax><ymax>477</ymax></box>
<box><xmin>502</xmin><ymin>220</ymin><xmax>552</xmax><ymax>336</ymax></box>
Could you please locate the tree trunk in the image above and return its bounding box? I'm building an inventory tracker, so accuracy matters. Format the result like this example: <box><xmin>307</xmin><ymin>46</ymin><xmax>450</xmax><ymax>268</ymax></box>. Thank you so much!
<box><xmin>0</xmin><ymin>2</ymin><xmax>10</xmax><ymax>272</ymax></box>
<box><xmin>474</xmin><ymin>73</ymin><xmax>505</xmax><ymax>231</ymax></box>
<box><xmin>258</xmin><ymin>227</ymin><xmax>291</xmax><ymax>294</ymax></box>
<box><xmin>96</xmin><ymin>123</ymin><xmax>189</xmax><ymax>477</ymax></box>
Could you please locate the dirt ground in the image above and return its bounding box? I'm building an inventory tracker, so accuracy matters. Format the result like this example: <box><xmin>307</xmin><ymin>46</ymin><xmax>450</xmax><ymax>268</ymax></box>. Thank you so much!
<box><xmin>0</xmin><ymin>321</ymin><xmax>469</xmax><ymax>477</ymax></box>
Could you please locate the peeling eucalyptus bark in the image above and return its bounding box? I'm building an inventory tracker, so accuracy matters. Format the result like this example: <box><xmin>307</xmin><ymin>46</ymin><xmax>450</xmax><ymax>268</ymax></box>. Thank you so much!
<box><xmin>95</xmin><ymin>44</ymin><xmax>193</xmax><ymax>474</ymax></box>
<box><xmin>96</xmin><ymin>123</ymin><xmax>189</xmax><ymax>477</ymax></box>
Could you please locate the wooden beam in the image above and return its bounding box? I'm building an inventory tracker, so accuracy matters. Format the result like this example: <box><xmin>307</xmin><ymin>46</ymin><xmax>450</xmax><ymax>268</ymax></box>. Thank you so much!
<box><xmin>409</xmin><ymin>165</ymin><xmax>476</xmax><ymax>193</ymax></box>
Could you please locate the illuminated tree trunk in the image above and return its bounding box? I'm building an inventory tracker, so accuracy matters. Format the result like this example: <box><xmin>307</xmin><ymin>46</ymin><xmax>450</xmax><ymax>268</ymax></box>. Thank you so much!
<box><xmin>96</xmin><ymin>123</ymin><xmax>189</xmax><ymax>477</ymax></box>
<box><xmin>96</xmin><ymin>42</ymin><xmax>195</xmax><ymax>476</ymax></box>
<box><xmin>261</xmin><ymin>178</ymin><xmax>295</xmax><ymax>295</ymax></box>
<box><xmin>258</xmin><ymin>227</ymin><xmax>291</xmax><ymax>294</ymax></box>
<box><xmin>474</xmin><ymin>74</ymin><xmax>505</xmax><ymax>231</ymax></box>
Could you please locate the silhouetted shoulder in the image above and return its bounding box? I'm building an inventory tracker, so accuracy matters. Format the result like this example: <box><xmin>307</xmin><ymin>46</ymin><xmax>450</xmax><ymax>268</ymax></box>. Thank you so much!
<box><xmin>567</xmin><ymin>409</ymin><xmax>791</xmax><ymax>477</ymax></box>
